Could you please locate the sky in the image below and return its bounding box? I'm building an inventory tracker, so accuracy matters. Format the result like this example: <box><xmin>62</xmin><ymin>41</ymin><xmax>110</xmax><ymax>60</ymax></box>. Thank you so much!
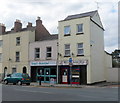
<box><xmin>0</xmin><ymin>0</ymin><xmax>119</xmax><ymax>53</ymax></box>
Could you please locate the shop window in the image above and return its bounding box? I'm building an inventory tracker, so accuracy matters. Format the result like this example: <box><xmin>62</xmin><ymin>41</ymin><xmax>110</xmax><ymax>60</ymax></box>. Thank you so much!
<box><xmin>50</xmin><ymin>68</ymin><xmax>56</xmax><ymax>75</ymax></box>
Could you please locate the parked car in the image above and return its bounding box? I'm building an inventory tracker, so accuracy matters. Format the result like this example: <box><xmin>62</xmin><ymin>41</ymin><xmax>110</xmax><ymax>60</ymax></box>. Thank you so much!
<box><xmin>3</xmin><ymin>73</ymin><xmax>31</xmax><ymax>85</ymax></box>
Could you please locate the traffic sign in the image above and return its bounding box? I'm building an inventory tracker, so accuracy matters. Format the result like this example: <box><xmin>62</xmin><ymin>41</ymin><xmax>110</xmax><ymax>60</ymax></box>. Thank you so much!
<box><xmin>69</xmin><ymin>58</ymin><xmax>72</xmax><ymax>63</ymax></box>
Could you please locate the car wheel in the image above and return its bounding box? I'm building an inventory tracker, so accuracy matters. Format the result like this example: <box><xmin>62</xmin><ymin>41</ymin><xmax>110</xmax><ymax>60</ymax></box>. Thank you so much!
<box><xmin>17</xmin><ymin>81</ymin><xmax>22</xmax><ymax>85</ymax></box>
<box><xmin>4</xmin><ymin>80</ymin><xmax>8</xmax><ymax>85</ymax></box>
<box><xmin>26</xmin><ymin>83</ymin><xmax>30</xmax><ymax>85</ymax></box>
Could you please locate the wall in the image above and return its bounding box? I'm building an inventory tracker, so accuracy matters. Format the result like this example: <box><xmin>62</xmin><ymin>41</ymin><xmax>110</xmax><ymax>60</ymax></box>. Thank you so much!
<box><xmin>29</xmin><ymin>39</ymin><xmax>58</xmax><ymax>61</ymax></box>
<box><xmin>2</xmin><ymin>30</ymin><xmax>35</xmax><ymax>75</ymax></box>
<box><xmin>106</xmin><ymin>68</ymin><xmax>118</xmax><ymax>82</ymax></box>
<box><xmin>90</xmin><ymin>13</ymin><xmax>105</xmax><ymax>83</ymax></box>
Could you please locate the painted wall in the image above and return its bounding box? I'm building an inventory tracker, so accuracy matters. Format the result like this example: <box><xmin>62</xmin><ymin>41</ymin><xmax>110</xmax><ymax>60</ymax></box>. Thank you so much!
<box><xmin>90</xmin><ymin>15</ymin><xmax>105</xmax><ymax>83</ymax></box>
<box><xmin>58</xmin><ymin>17</ymin><xmax>92</xmax><ymax>83</ymax></box>
<box><xmin>29</xmin><ymin>39</ymin><xmax>58</xmax><ymax>61</ymax></box>
<box><xmin>2</xmin><ymin>30</ymin><xmax>35</xmax><ymax>75</ymax></box>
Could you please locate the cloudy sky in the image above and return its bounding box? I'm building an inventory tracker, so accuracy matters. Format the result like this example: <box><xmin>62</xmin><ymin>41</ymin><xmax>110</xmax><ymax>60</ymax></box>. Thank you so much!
<box><xmin>0</xmin><ymin>0</ymin><xmax>119</xmax><ymax>53</ymax></box>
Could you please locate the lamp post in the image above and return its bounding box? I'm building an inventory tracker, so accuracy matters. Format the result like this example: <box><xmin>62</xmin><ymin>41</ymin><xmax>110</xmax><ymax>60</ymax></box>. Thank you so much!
<box><xmin>56</xmin><ymin>42</ymin><xmax>59</xmax><ymax>84</ymax></box>
<box><xmin>69</xmin><ymin>58</ymin><xmax>73</xmax><ymax>86</ymax></box>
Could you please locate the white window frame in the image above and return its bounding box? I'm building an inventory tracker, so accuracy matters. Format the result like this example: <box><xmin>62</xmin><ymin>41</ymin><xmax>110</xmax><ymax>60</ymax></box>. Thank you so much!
<box><xmin>64</xmin><ymin>26</ymin><xmax>71</xmax><ymax>35</ymax></box>
<box><xmin>46</xmin><ymin>47</ymin><xmax>52</xmax><ymax>59</ymax></box>
<box><xmin>77</xmin><ymin>24</ymin><xmax>83</xmax><ymax>33</ymax></box>
<box><xmin>77</xmin><ymin>43</ymin><xmax>84</xmax><ymax>55</ymax></box>
<box><xmin>16</xmin><ymin>51</ymin><xmax>20</xmax><ymax>62</ymax></box>
<box><xmin>16</xmin><ymin>37</ymin><xmax>20</xmax><ymax>46</ymax></box>
<box><xmin>35</xmin><ymin>48</ymin><xmax>40</xmax><ymax>59</ymax></box>
<box><xmin>64</xmin><ymin>44</ymin><xmax>70</xmax><ymax>56</ymax></box>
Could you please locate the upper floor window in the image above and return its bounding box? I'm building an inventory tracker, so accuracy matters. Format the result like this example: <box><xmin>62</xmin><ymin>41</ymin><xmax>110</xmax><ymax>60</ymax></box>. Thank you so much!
<box><xmin>16</xmin><ymin>51</ymin><xmax>20</xmax><ymax>62</ymax></box>
<box><xmin>0</xmin><ymin>53</ymin><xmax>2</xmax><ymax>62</ymax></box>
<box><xmin>64</xmin><ymin>26</ymin><xmax>71</xmax><ymax>35</ymax></box>
<box><xmin>0</xmin><ymin>40</ymin><xmax>3</xmax><ymax>47</ymax></box>
<box><xmin>46</xmin><ymin>47</ymin><xmax>52</xmax><ymax>59</ymax></box>
<box><xmin>77</xmin><ymin>24</ymin><xmax>83</xmax><ymax>34</ymax></box>
<box><xmin>16</xmin><ymin>37</ymin><xmax>20</xmax><ymax>46</ymax></box>
<box><xmin>77</xmin><ymin>43</ymin><xmax>84</xmax><ymax>56</ymax></box>
<box><xmin>64</xmin><ymin>44</ymin><xmax>70</xmax><ymax>57</ymax></box>
<box><xmin>35</xmin><ymin>48</ymin><xmax>40</xmax><ymax>59</ymax></box>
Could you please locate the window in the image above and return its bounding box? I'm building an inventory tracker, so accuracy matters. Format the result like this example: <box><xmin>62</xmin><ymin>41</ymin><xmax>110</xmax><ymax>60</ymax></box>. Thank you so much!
<box><xmin>35</xmin><ymin>48</ymin><xmax>40</xmax><ymax>59</ymax></box>
<box><xmin>16</xmin><ymin>51</ymin><xmax>20</xmax><ymax>62</ymax></box>
<box><xmin>0</xmin><ymin>40</ymin><xmax>3</xmax><ymax>47</ymax></box>
<box><xmin>77</xmin><ymin>24</ymin><xmax>83</xmax><ymax>33</ymax></box>
<box><xmin>12</xmin><ymin>68</ymin><xmax>17</xmax><ymax>74</ymax></box>
<box><xmin>16</xmin><ymin>37</ymin><xmax>20</xmax><ymax>46</ymax></box>
<box><xmin>46</xmin><ymin>47</ymin><xmax>52</xmax><ymax>59</ymax></box>
<box><xmin>0</xmin><ymin>53</ymin><xmax>2</xmax><ymax>62</ymax></box>
<box><xmin>64</xmin><ymin>44</ymin><xmax>70</xmax><ymax>56</ymax></box>
<box><xmin>64</xmin><ymin>26</ymin><xmax>71</xmax><ymax>35</ymax></box>
<box><xmin>77</xmin><ymin>43</ymin><xmax>84</xmax><ymax>55</ymax></box>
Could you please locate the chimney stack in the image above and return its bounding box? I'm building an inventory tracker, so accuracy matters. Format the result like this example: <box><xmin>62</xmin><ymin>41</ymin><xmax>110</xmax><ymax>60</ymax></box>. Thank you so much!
<box><xmin>14</xmin><ymin>19</ymin><xmax>22</xmax><ymax>32</ymax></box>
<box><xmin>0</xmin><ymin>23</ymin><xmax>6</xmax><ymax>35</ymax></box>
<box><xmin>36</xmin><ymin>16</ymin><xmax>42</xmax><ymax>27</ymax></box>
<box><xmin>27</xmin><ymin>22</ymin><xmax>32</xmax><ymax>28</ymax></box>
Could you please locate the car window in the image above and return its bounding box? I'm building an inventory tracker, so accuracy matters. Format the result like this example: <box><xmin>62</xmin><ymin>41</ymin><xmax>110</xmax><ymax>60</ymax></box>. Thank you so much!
<box><xmin>22</xmin><ymin>74</ymin><xmax>29</xmax><ymax>78</ymax></box>
<box><xmin>16</xmin><ymin>73</ymin><xmax>22</xmax><ymax>77</ymax></box>
<box><xmin>11</xmin><ymin>73</ymin><xmax>16</xmax><ymax>77</ymax></box>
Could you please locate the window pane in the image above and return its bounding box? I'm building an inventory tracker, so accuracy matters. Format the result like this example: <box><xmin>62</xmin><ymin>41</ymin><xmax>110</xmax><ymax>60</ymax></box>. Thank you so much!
<box><xmin>47</xmin><ymin>47</ymin><xmax>51</xmax><ymax>52</ymax></box>
<box><xmin>78</xmin><ymin>43</ymin><xmax>83</xmax><ymax>48</ymax></box>
<box><xmin>65</xmin><ymin>44</ymin><xmax>70</xmax><ymax>49</ymax></box>
<box><xmin>16</xmin><ymin>37</ymin><xmax>20</xmax><ymax>45</ymax></box>
<box><xmin>64</xmin><ymin>26</ymin><xmax>70</xmax><ymax>34</ymax></box>
<box><xmin>65</xmin><ymin>50</ymin><xmax>70</xmax><ymax>56</ymax></box>
<box><xmin>35</xmin><ymin>48</ymin><xmax>40</xmax><ymax>58</ymax></box>
<box><xmin>77</xmin><ymin>24</ymin><xmax>83</xmax><ymax>33</ymax></box>
<box><xmin>78</xmin><ymin>49</ymin><xmax>83</xmax><ymax>55</ymax></box>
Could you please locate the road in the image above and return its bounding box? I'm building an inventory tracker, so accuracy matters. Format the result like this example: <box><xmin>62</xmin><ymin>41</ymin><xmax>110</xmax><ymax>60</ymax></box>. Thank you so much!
<box><xmin>2</xmin><ymin>84</ymin><xmax>118</xmax><ymax>102</ymax></box>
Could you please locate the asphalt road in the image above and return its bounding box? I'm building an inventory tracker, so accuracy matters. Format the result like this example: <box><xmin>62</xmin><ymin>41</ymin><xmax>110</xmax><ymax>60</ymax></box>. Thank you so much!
<box><xmin>2</xmin><ymin>84</ymin><xmax>118</xmax><ymax>101</ymax></box>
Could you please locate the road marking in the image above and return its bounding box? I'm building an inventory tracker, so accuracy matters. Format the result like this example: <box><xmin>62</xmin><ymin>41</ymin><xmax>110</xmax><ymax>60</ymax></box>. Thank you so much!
<box><xmin>15</xmin><ymin>88</ymin><xmax>54</xmax><ymax>94</ymax></box>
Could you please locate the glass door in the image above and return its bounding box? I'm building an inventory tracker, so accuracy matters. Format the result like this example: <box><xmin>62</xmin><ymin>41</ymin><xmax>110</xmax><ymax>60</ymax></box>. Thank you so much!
<box><xmin>44</xmin><ymin>68</ymin><xmax>50</xmax><ymax>83</ymax></box>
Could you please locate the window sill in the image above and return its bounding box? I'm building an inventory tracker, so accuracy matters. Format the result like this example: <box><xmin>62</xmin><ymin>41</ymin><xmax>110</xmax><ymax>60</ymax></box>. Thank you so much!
<box><xmin>64</xmin><ymin>34</ymin><xmax>71</xmax><ymax>36</ymax></box>
<box><xmin>64</xmin><ymin>56</ymin><xmax>71</xmax><ymax>57</ymax></box>
<box><xmin>76</xmin><ymin>32</ymin><xmax>84</xmax><ymax>35</ymax></box>
<box><xmin>77</xmin><ymin>55</ymin><xmax>84</xmax><ymax>56</ymax></box>
<box><xmin>46</xmin><ymin>57</ymin><xmax>52</xmax><ymax>60</ymax></box>
<box><xmin>16</xmin><ymin>61</ymin><xmax>20</xmax><ymax>62</ymax></box>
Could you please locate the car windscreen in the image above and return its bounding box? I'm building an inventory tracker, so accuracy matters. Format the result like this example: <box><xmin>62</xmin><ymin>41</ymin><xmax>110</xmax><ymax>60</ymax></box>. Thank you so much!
<box><xmin>22</xmin><ymin>74</ymin><xmax>29</xmax><ymax>78</ymax></box>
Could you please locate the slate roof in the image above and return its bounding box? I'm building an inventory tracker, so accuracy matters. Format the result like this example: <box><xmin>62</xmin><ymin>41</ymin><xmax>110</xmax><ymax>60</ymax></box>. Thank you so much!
<box><xmin>62</xmin><ymin>10</ymin><xmax>98</xmax><ymax>21</ymax></box>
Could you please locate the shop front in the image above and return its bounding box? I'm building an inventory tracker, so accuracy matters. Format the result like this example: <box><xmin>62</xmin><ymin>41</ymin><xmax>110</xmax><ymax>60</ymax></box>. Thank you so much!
<box><xmin>30</xmin><ymin>61</ymin><xmax>57</xmax><ymax>83</ymax></box>
<box><xmin>59</xmin><ymin>60</ymin><xmax>88</xmax><ymax>85</ymax></box>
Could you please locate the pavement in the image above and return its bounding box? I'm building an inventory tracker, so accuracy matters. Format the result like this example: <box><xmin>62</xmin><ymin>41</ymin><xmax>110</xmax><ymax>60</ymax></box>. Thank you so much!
<box><xmin>30</xmin><ymin>82</ymin><xmax>119</xmax><ymax>88</ymax></box>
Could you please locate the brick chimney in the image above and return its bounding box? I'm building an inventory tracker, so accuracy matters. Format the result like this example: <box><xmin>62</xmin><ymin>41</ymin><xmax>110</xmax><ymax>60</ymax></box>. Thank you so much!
<box><xmin>0</xmin><ymin>23</ymin><xmax>6</xmax><ymax>35</ymax></box>
<box><xmin>35</xmin><ymin>17</ymin><xmax>50</xmax><ymax>41</ymax></box>
<box><xmin>14</xmin><ymin>19</ymin><xmax>22</xmax><ymax>32</ymax></box>
<box><xmin>27</xmin><ymin>22</ymin><xmax>32</xmax><ymax>28</ymax></box>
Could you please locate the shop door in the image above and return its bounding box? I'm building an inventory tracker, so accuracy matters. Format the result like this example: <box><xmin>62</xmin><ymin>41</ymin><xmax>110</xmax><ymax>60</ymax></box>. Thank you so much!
<box><xmin>61</xmin><ymin>69</ymin><xmax>68</xmax><ymax>84</ymax></box>
<box><xmin>44</xmin><ymin>68</ymin><xmax>50</xmax><ymax>83</ymax></box>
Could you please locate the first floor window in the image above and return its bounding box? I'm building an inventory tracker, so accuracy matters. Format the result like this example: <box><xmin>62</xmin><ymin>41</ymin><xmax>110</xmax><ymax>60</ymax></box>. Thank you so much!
<box><xmin>46</xmin><ymin>47</ymin><xmax>52</xmax><ymax>59</ymax></box>
<box><xmin>77</xmin><ymin>43</ymin><xmax>84</xmax><ymax>55</ymax></box>
<box><xmin>65</xmin><ymin>44</ymin><xmax>70</xmax><ymax>56</ymax></box>
<box><xmin>16</xmin><ymin>51</ymin><xmax>20</xmax><ymax>62</ymax></box>
<box><xmin>35</xmin><ymin>48</ymin><xmax>40</xmax><ymax>59</ymax></box>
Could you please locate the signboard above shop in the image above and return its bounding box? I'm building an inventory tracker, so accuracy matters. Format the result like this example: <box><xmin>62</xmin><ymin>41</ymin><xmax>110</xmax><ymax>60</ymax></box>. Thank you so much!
<box><xmin>30</xmin><ymin>61</ymin><xmax>57</xmax><ymax>66</ymax></box>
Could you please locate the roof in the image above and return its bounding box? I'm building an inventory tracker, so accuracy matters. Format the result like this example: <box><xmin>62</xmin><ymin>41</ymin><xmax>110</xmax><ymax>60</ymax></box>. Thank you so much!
<box><xmin>38</xmin><ymin>34</ymin><xmax>58</xmax><ymax>41</ymax></box>
<box><xmin>61</xmin><ymin>10</ymin><xmax>98</xmax><ymax>21</ymax></box>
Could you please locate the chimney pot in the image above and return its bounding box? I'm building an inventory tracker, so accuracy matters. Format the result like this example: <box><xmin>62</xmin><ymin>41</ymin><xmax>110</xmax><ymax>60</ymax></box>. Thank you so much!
<box><xmin>27</xmin><ymin>22</ymin><xmax>32</xmax><ymax>28</ymax></box>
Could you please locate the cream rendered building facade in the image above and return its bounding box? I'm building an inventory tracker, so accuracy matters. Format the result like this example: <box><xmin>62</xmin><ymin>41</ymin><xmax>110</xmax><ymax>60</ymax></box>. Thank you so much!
<box><xmin>58</xmin><ymin>10</ymin><xmax>106</xmax><ymax>84</ymax></box>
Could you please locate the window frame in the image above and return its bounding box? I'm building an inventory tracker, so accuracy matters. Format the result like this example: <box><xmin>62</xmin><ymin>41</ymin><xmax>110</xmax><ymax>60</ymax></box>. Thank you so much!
<box><xmin>76</xmin><ymin>24</ymin><xmax>83</xmax><ymax>34</ymax></box>
<box><xmin>77</xmin><ymin>43</ymin><xmax>84</xmax><ymax>56</ymax></box>
<box><xmin>64</xmin><ymin>44</ymin><xmax>71</xmax><ymax>57</ymax></box>
<box><xmin>35</xmin><ymin>48</ymin><xmax>40</xmax><ymax>59</ymax></box>
<box><xmin>16</xmin><ymin>51</ymin><xmax>20</xmax><ymax>62</ymax></box>
<box><xmin>46</xmin><ymin>47</ymin><xmax>52</xmax><ymax>59</ymax></box>
<box><xmin>16</xmin><ymin>37</ymin><xmax>20</xmax><ymax>46</ymax></box>
<box><xmin>64</xmin><ymin>26</ymin><xmax>71</xmax><ymax>36</ymax></box>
